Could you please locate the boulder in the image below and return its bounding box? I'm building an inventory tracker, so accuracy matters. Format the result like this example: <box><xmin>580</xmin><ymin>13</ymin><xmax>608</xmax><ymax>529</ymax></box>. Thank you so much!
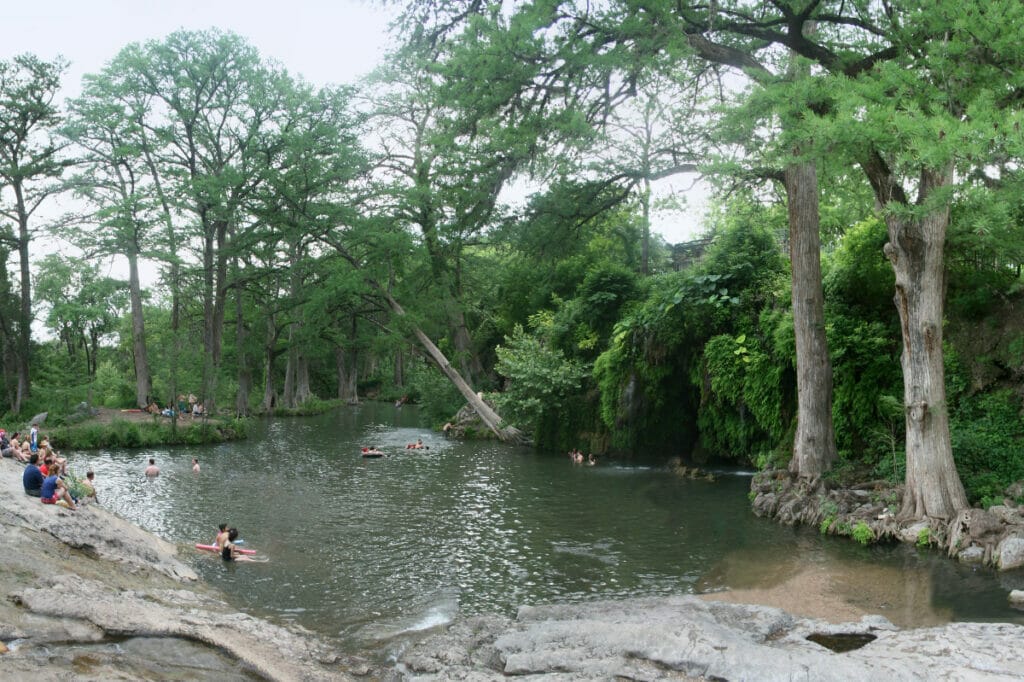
<box><xmin>988</xmin><ymin>505</ymin><xmax>1024</xmax><ymax>526</ymax></box>
<box><xmin>897</xmin><ymin>521</ymin><xmax>930</xmax><ymax>544</ymax></box>
<box><xmin>995</xmin><ymin>535</ymin><xmax>1024</xmax><ymax>570</ymax></box>
<box><xmin>1005</xmin><ymin>481</ymin><xmax>1024</xmax><ymax>501</ymax></box>
<box><xmin>957</xmin><ymin>546</ymin><xmax>985</xmax><ymax>564</ymax></box>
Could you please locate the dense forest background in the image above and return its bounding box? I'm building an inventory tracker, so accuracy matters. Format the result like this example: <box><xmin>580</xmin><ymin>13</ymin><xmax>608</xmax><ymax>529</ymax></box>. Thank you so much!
<box><xmin>1</xmin><ymin>2</ymin><xmax>1023</xmax><ymax>510</ymax></box>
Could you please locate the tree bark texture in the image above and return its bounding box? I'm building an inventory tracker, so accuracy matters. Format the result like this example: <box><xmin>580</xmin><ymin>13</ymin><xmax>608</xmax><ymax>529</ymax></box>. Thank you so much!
<box><xmin>336</xmin><ymin>347</ymin><xmax>359</xmax><ymax>404</ymax></box>
<box><xmin>393</xmin><ymin>349</ymin><xmax>404</xmax><ymax>388</ymax></box>
<box><xmin>260</xmin><ymin>316</ymin><xmax>278</xmax><ymax>413</ymax></box>
<box><xmin>883</xmin><ymin>166</ymin><xmax>968</xmax><ymax>520</ymax></box>
<box><xmin>234</xmin><ymin>281</ymin><xmax>251</xmax><ymax>416</ymax></box>
<box><xmin>14</xmin><ymin>194</ymin><xmax>31</xmax><ymax>414</ymax></box>
<box><xmin>127</xmin><ymin>249</ymin><xmax>152</xmax><ymax>408</ymax></box>
<box><xmin>784</xmin><ymin>157</ymin><xmax>837</xmax><ymax>482</ymax></box>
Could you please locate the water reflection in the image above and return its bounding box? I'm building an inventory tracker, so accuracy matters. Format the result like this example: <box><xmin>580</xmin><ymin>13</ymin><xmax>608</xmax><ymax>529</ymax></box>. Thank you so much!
<box><xmin>65</xmin><ymin>404</ymin><xmax>1024</xmax><ymax>655</ymax></box>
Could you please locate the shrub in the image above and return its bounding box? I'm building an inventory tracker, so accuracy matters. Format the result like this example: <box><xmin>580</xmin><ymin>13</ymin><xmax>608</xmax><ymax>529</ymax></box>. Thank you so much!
<box><xmin>851</xmin><ymin>521</ymin><xmax>875</xmax><ymax>546</ymax></box>
<box><xmin>916</xmin><ymin>527</ymin><xmax>932</xmax><ymax>548</ymax></box>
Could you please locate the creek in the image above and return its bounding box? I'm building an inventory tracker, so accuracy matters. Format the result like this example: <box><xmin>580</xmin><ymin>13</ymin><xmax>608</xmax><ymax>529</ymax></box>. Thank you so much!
<box><xmin>68</xmin><ymin>403</ymin><xmax>1024</xmax><ymax>660</ymax></box>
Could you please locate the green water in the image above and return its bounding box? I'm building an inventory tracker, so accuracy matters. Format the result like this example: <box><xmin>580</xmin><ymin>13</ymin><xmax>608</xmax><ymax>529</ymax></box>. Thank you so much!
<box><xmin>69</xmin><ymin>404</ymin><xmax>1024</xmax><ymax>656</ymax></box>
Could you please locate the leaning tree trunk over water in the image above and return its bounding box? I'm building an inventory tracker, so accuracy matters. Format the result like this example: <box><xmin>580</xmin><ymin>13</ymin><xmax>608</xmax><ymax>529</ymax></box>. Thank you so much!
<box><xmin>878</xmin><ymin>164</ymin><xmax>968</xmax><ymax>521</ymax></box>
<box><xmin>381</xmin><ymin>290</ymin><xmax>523</xmax><ymax>443</ymax></box>
<box><xmin>784</xmin><ymin>156</ymin><xmax>837</xmax><ymax>483</ymax></box>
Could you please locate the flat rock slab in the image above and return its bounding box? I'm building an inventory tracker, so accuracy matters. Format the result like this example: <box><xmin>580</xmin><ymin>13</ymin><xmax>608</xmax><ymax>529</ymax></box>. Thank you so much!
<box><xmin>403</xmin><ymin>596</ymin><xmax>1024</xmax><ymax>680</ymax></box>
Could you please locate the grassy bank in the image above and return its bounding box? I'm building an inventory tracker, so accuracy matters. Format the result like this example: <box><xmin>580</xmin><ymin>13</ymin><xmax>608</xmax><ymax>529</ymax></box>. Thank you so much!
<box><xmin>264</xmin><ymin>397</ymin><xmax>346</xmax><ymax>417</ymax></box>
<box><xmin>46</xmin><ymin>416</ymin><xmax>250</xmax><ymax>450</ymax></box>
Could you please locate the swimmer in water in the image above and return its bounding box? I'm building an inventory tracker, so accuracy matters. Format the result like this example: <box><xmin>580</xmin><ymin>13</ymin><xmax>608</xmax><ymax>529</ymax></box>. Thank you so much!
<box><xmin>221</xmin><ymin>528</ymin><xmax>256</xmax><ymax>562</ymax></box>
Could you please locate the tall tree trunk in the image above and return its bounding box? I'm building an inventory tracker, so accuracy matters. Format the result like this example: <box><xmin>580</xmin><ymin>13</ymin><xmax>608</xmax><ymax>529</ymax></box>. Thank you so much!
<box><xmin>640</xmin><ymin>177</ymin><xmax>651</xmax><ymax>276</ymax></box>
<box><xmin>234</xmin><ymin>279</ymin><xmax>251</xmax><ymax>416</ymax></box>
<box><xmin>260</xmin><ymin>316</ymin><xmax>278</xmax><ymax>413</ymax></box>
<box><xmin>168</xmin><ymin>263</ymin><xmax>181</xmax><ymax>433</ymax></box>
<box><xmin>294</xmin><ymin>354</ymin><xmax>312</xmax><ymax>405</ymax></box>
<box><xmin>884</xmin><ymin>166</ymin><xmax>968</xmax><ymax>520</ymax></box>
<box><xmin>0</xmin><ymin>253</ymin><xmax>17</xmax><ymax>412</ymax></box>
<box><xmin>14</xmin><ymin>189</ymin><xmax>31</xmax><ymax>414</ymax></box>
<box><xmin>282</xmin><ymin>325</ymin><xmax>297</xmax><ymax>409</ymax></box>
<box><xmin>127</xmin><ymin>248</ymin><xmax>152</xmax><ymax>408</ymax></box>
<box><xmin>201</xmin><ymin>215</ymin><xmax>216</xmax><ymax>415</ymax></box>
<box><xmin>393</xmin><ymin>349</ymin><xmax>404</xmax><ymax>388</ymax></box>
<box><xmin>449</xmin><ymin>305</ymin><xmax>485</xmax><ymax>389</ymax></box>
<box><xmin>337</xmin><ymin>347</ymin><xmax>359</xmax><ymax>404</ymax></box>
<box><xmin>209</xmin><ymin>219</ymin><xmax>230</xmax><ymax>412</ymax></box>
<box><xmin>784</xmin><ymin>156</ymin><xmax>837</xmax><ymax>482</ymax></box>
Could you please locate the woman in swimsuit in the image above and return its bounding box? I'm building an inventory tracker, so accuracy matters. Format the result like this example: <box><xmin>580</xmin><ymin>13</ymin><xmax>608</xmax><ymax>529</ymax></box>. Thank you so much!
<box><xmin>221</xmin><ymin>528</ymin><xmax>256</xmax><ymax>562</ymax></box>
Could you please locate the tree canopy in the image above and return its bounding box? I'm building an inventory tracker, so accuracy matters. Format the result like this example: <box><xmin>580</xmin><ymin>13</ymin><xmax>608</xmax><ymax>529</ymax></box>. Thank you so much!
<box><xmin>2</xmin><ymin>7</ymin><xmax>1024</xmax><ymax>520</ymax></box>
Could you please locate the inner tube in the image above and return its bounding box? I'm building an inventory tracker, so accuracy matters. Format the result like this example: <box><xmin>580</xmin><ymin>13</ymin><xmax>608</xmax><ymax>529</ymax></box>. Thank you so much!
<box><xmin>362</xmin><ymin>452</ymin><xmax>384</xmax><ymax>458</ymax></box>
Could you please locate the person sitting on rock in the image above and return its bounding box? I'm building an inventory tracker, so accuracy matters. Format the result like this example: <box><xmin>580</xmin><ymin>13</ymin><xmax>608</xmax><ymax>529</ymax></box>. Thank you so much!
<box><xmin>22</xmin><ymin>454</ymin><xmax>44</xmax><ymax>497</ymax></box>
<box><xmin>40</xmin><ymin>468</ymin><xmax>76</xmax><ymax>510</ymax></box>
<box><xmin>40</xmin><ymin>442</ymin><xmax>67</xmax><ymax>473</ymax></box>
<box><xmin>1</xmin><ymin>430</ymin><xmax>27</xmax><ymax>463</ymax></box>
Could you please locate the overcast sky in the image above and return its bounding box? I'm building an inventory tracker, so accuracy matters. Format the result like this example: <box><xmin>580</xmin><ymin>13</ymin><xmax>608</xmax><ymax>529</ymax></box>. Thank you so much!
<box><xmin>3</xmin><ymin>0</ymin><xmax>396</xmax><ymax>96</ymax></box>
<box><xmin>3</xmin><ymin>0</ymin><xmax>704</xmax><ymax>244</ymax></box>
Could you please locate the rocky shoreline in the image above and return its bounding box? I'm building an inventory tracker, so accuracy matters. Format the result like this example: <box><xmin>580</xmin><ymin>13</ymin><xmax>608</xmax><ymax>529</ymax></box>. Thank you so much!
<box><xmin>0</xmin><ymin>458</ymin><xmax>382</xmax><ymax>680</ymax></box>
<box><xmin>751</xmin><ymin>469</ymin><xmax>1024</xmax><ymax>571</ymax></box>
<box><xmin>3</xmin><ymin>455</ymin><xmax>1024</xmax><ymax>680</ymax></box>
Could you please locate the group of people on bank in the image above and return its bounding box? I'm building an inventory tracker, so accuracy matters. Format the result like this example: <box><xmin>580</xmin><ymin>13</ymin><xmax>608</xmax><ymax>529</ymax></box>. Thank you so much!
<box><xmin>145</xmin><ymin>392</ymin><xmax>205</xmax><ymax>418</ymax></box>
<box><xmin>15</xmin><ymin>424</ymin><xmax>95</xmax><ymax>511</ymax></box>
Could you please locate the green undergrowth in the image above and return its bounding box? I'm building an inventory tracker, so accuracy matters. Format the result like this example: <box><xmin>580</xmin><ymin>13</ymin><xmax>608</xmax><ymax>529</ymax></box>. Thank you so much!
<box><xmin>47</xmin><ymin>417</ymin><xmax>250</xmax><ymax>450</ymax></box>
<box><xmin>265</xmin><ymin>397</ymin><xmax>344</xmax><ymax>417</ymax></box>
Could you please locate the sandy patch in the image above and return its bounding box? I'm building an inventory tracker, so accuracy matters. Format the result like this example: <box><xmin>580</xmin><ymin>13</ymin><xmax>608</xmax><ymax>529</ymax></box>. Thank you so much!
<box><xmin>698</xmin><ymin>550</ymin><xmax>952</xmax><ymax>628</ymax></box>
